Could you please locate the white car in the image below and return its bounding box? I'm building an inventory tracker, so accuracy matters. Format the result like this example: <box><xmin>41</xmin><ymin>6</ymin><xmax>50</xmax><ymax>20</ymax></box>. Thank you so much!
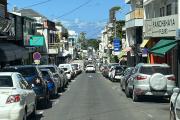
<box><xmin>59</xmin><ymin>64</ymin><xmax>74</xmax><ymax>80</ymax></box>
<box><xmin>170</xmin><ymin>87</ymin><xmax>180</xmax><ymax>120</ymax></box>
<box><xmin>0</xmin><ymin>72</ymin><xmax>36</xmax><ymax>120</ymax></box>
<box><xmin>85</xmin><ymin>65</ymin><xmax>96</xmax><ymax>73</ymax></box>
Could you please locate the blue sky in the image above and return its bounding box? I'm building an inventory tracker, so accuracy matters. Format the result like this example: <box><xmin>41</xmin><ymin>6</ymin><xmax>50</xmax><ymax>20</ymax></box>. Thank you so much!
<box><xmin>8</xmin><ymin>0</ymin><xmax>129</xmax><ymax>38</ymax></box>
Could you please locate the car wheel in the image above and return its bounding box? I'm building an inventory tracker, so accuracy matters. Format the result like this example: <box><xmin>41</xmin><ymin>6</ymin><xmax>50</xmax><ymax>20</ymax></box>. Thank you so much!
<box><xmin>125</xmin><ymin>86</ymin><xmax>130</xmax><ymax>98</ymax></box>
<box><xmin>170</xmin><ymin>107</ymin><xmax>176</xmax><ymax>120</ymax></box>
<box><xmin>132</xmin><ymin>89</ymin><xmax>139</xmax><ymax>102</ymax></box>
<box><xmin>30</xmin><ymin>104</ymin><xmax>36</xmax><ymax>118</ymax></box>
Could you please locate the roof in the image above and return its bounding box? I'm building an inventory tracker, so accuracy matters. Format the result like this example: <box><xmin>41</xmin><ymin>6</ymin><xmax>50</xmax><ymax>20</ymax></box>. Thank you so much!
<box><xmin>18</xmin><ymin>9</ymin><xmax>47</xmax><ymax>19</ymax></box>
<box><xmin>137</xmin><ymin>63</ymin><xmax>169</xmax><ymax>67</ymax></box>
<box><xmin>0</xmin><ymin>72</ymin><xmax>17</xmax><ymax>76</ymax></box>
<box><xmin>39</xmin><ymin>65</ymin><xmax>57</xmax><ymax>67</ymax></box>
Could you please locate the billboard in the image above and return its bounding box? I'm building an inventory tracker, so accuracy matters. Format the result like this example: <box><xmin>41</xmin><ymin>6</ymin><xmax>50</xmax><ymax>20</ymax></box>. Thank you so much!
<box><xmin>29</xmin><ymin>36</ymin><xmax>44</xmax><ymax>46</ymax></box>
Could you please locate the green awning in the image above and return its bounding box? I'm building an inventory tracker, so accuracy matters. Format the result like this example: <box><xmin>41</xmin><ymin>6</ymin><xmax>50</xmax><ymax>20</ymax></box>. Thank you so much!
<box><xmin>150</xmin><ymin>39</ymin><xmax>178</xmax><ymax>56</ymax></box>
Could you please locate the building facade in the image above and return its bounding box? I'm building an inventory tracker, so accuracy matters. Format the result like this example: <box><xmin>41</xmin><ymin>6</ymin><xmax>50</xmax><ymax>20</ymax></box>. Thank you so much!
<box><xmin>143</xmin><ymin>0</ymin><xmax>179</xmax><ymax>85</ymax></box>
<box><xmin>125</xmin><ymin>0</ymin><xmax>144</xmax><ymax>66</ymax></box>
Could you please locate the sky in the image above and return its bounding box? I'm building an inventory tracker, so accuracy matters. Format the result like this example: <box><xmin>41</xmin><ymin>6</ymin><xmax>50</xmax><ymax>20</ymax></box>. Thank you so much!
<box><xmin>8</xmin><ymin>0</ymin><xmax>130</xmax><ymax>39</ymax></box>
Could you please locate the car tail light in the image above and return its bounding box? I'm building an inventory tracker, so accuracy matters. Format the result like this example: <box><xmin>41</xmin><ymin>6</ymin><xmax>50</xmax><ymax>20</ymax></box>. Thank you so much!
<box><xmin>6</xmin><ymin>94</ymin><xmax>20</xmax><ymax>104</ymax></box>
<box><xmin>136</xmin><ymin>75</ymin><xmax>147</xmax><ymax>80</ymax></box>
<box><xmin>167</xmin><ymin>76</ymin><xmax>176</xmax><ymax>81</ymax></box>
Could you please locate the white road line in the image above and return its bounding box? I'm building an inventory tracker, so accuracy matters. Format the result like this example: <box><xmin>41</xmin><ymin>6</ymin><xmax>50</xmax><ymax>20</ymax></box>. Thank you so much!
<box><xmin>141</xmin><ymin>111</ymin><xmax>153</xmax><ymax>119</ymax></box>
<box><xmin>88</xmin><ymin>75</ymin><xmax>92</xmax><ymax>78</ymax></box>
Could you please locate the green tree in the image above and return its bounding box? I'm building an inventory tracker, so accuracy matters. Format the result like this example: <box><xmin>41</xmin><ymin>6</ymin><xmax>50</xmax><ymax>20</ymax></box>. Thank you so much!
<box><xmin>87</xmin><ymin>39</ymin><xmax>100</xmax><ymax>51</ymax></box>
<box><xmin>78</xmin><ymin>32</ymin><xmax>87</xmax><ymax>50</ymax></box>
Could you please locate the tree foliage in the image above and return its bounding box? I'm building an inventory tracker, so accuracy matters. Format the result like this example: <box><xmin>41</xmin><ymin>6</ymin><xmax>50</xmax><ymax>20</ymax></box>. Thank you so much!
<box><xmin>87</xmin><ymin>39</ymin><xmax>100</xmax><ymax>50</ymax></box>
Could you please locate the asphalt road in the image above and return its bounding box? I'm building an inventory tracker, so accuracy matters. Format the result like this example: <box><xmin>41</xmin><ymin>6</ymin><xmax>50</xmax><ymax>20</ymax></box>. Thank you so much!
<box><xmin>34</xmin><ymin>72</ymin><xmax>170</xmax><ymax>120</ymax></box>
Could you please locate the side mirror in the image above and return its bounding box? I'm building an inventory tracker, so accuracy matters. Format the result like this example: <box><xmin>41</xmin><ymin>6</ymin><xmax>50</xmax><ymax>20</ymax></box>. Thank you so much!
<box><xmin>173</xmin><ymin>87</ymin><xmax>180</xmax><ymax>93</ymax></box>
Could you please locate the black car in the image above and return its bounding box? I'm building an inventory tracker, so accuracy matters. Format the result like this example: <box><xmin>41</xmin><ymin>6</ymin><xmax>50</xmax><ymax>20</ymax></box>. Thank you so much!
<box><xmin>39</xmin><ymin>65</ymin><xmax>65</xmax><ymax>91</ymax></box>
<box><xmin>1</xmin><ymin>65</ymin><xmax>50</xmax><ymax>108</ymax></box>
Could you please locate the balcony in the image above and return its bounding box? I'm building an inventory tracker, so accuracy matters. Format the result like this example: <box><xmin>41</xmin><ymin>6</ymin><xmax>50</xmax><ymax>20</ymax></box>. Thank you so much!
<box><xmin>125</xmin><ymin>8</ymin><xmax>144</xmax><ymax>28</ymax></box>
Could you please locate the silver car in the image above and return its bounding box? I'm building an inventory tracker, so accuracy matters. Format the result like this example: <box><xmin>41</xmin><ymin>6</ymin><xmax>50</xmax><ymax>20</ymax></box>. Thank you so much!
<box><xmin>126</xmin><ymin>63</ymin><xmax>176</xmax><ymax>102</ymax></box>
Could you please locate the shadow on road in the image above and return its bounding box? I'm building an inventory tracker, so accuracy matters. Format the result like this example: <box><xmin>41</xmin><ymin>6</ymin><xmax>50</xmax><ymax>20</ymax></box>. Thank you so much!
<box><xmin>139</xmin><ymin>96</ymin><xmax>170</xmax><ymax>103</ymax></box>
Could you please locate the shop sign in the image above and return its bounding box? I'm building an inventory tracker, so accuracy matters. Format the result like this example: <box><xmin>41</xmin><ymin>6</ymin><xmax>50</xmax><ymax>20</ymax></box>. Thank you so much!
<box><xmin>48</xmin><ymin>48</ymin><xmax>58</xmax><ymax>54</ymax></box>
<box><xmin>0</xmin><ymin>17</ymin><xmax>12</xmax><ymax>33</ymax></box>
<box><xmin>113</xmin><ymin>38</ymin><xmax>121</xmax><ymax>55</ymax></box>
<box><xmin>29</xmin><ymin>36</ymin><xmax>44</xmax><ymax>46</ymax></box>
<box><xmin>144</xmin><ymin>15</ymin><xmax>178</xmax><ymax>37</ymax></box>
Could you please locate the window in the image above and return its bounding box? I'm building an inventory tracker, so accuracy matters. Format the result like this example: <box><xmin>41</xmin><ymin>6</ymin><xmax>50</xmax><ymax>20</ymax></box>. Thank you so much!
<box><xmin>139</xmin><ymin>66</ymin><xmax>172</xmax><ymax>75</ymax></box>
<box><xmin>0</xmin><ymin>76</ymin><xmax>13</xmax><ymax>87</ymax></box>
<box><xmin>175</xmin><ymin>0</ymin><xmax>178</xmax><ymax>14</ymax></box>
<box><xmin>18</xmin><ymin>75</ymin><xmax>29</xmax><ymax>89</ymax></box>
<box><xmin>166</xmin><ymin>4</ymin><xmax>172</xmax><ymax>16</ymax></box>
<box><xmin>160</xmin><ymin>7</ymin><xmax>165</xmax><ymax>17</ymax></box>
<box><xmin>0</xmin><ymin>4</ymin><xmax>5</xmax><ymax>18</ymax></box>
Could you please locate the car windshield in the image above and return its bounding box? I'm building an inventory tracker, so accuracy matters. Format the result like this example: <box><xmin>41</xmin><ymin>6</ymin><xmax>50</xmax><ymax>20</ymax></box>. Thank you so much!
<box><xmin>43</xmin><ymin>67</ymin><xmax>56</xmax><ymax>73</ymax></box>
<box><xmin>0</xmin><ymin>76</ymin><xmax>13</xmax><ymax>87</ymax></box>
<box><xmin>18</xmin><ymin>67</ymin><xmax>37</xmax><ymax>77</ymax></box>
<box><xmin>41</xmin><ymin>71</ymin><xmax>50</xmax><ymax>78</ymax></box>
<box><xmin>140</xmin><ymin>66</ymin><xmax>172</xmax><ymax>75</ymax></box>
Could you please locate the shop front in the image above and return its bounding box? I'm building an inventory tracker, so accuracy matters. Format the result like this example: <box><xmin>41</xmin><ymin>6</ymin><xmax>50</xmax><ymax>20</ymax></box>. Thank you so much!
<box><xmin>144</xmin><ymin>14</ymin><xmax>179</xmax><ymax>85</ymax></box>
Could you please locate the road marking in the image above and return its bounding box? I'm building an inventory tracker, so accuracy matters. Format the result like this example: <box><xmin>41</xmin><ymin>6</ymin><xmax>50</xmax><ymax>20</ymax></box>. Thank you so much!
<box><xmin>141</xmin><ymin>111</ymin><xmax>153</xmax><ymax>119</ymax></box>
<box><xmin>88</xmin><ymin>75</ymin><xmax>93</xmax><ymax>78</ymax></box>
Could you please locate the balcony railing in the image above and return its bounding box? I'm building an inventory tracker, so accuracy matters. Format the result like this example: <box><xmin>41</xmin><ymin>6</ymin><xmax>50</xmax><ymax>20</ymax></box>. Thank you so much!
<box><xmin>126</xmin><ymin>8</ymin><xmax>144</xmax><ymax>21</ymax></box>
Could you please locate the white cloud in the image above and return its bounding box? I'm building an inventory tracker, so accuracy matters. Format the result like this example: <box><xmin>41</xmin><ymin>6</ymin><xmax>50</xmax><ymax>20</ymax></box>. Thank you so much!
<box><xmin>61</xmin><ymin>19</ymin><xmax>107</xmax><ymax>38</ymax></box>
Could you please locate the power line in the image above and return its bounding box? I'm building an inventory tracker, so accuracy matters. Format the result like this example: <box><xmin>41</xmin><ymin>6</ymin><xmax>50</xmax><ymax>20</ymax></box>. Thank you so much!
<box><xmin>21</xmin><ymin>0</ymin><xmax>53</xmax><ymax>9</ymax></box>
<box><xmin>55</xmin><ymin>0</ymin><xmax>93</xmax><ymax>19</ymax></box>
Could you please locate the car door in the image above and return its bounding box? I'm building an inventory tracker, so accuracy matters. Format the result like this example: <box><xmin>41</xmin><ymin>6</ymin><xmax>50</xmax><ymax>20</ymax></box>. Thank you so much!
<box><xmin>175</xmin><ymin>93</ymin><xmax>180</xmax><ymax>120</ymax></box>
<box><xmin>18</xmin><ymin>74</ymin><xmax>35</xmax><ymax>115</ymax></box>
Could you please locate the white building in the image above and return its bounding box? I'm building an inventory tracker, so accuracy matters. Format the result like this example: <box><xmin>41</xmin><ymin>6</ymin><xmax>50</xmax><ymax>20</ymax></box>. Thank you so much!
<box><xmin>68</xmin><ymin>30</ymin><xmax>78</xmax><ymax>59</ymax></box>
<box><xmin>125</xmin><ymin>0</ymin><xmax>144</xmax><ymax>66</ymax></box>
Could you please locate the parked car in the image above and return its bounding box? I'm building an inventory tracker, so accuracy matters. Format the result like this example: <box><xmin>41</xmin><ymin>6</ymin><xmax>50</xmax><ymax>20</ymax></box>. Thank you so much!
<box><xmin>59</xmin><ymin>64</ymin><xmax>75</xmax><ymax>80</ymax></box>
<box><xmin>71</xmin><ymin>63</ymin><xmax>82</xmax><ymax>75</ymax></box>
<box><xmin>101</xmin><ymin>65</ymin><xmax>109</xmax><ymax>77</ymax></box>
<box><xmin>108</xmin><ymin>63</ymin><xmax>120</xmax><ymax>78</ymax></box>
<box><xmin>0</xmin><ymin>72</ymin><xmax>36</xmax><ymax>120</ymax></box>
<box><xmin>40</xmin><ymin>69</ymin><xmax>58</xmax><ymax>97</ymax></box>
<box><xmin>58</xmin><ymin>68</ymin><xmax>68</xmax><ymax>88</ymax></box>
<box><xmin>109</xmin><ymin>66</ymin><xmax>124</xmax><ymax>82</ymax></box>
<box><xmin>120</xmin><ymin>67</ymin><xmax>134</xmax><ymax>94</ymax></box>
<box><xmin>126</xmin><ymin>63</ymin><xmax>176</xmax><ymax>102</ymax></box>
<box><xmin>39</xmin><ymin>65</ymin><xmax>63</xmax><ymax>91</ymax></box>
<box><xmin>2</xmin><ymin>65</ymin><xmax>49</xmax><ymax>107</ymax></box>
<box><xmin>85</xmin><ymin>64</ymin><xmax>96</xmax><ymax>73</ymax></box>
<box><xmin>170</xmin><ymin>87</ymin><xmax>180</xmax><ymax>120</ymax></box>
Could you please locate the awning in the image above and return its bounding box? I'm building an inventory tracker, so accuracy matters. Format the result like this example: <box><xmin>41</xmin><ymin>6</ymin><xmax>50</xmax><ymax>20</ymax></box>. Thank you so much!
<box><xmin>150</xmin><ymin>39</ymin><xmax>178</xmax><ymax>56</ymax></box>
<box><xmin>140</xmin><ymin>39</ymin><xmax>149</xmax><ymax>48</ymax></box>
<box><xmin>0</xmin><ymin>43</ymin><xmax>29</xmax><ymax>62</ymax></box>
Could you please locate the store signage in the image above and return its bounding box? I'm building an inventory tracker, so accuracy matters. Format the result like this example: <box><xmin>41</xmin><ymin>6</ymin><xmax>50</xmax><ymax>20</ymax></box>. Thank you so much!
<box><xmin>144</xmin><ymin>15</ymin><xmax>178</xmax><ymax>37</ymax></box>
<box><xmin>0</xmin><ymin>17</ymin><xmax>12</xmax><ymax>33</ymax></box>
<box><xmin>29</xmin><ymin>36</ymin><xmax>44</xmax><ymax>46</ymax></box>
<box><xmin>113</xmin><ymin>38</ymin><xmax>121</xmax><ymax>55</ymax></box>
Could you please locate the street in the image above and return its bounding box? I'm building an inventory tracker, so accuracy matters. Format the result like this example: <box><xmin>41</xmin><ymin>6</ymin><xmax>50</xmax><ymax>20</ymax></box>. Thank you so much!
<box><xmin>34</xmin><ymin>72</ymin><xmax>170</xmax><ymax>120</ymax></box>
